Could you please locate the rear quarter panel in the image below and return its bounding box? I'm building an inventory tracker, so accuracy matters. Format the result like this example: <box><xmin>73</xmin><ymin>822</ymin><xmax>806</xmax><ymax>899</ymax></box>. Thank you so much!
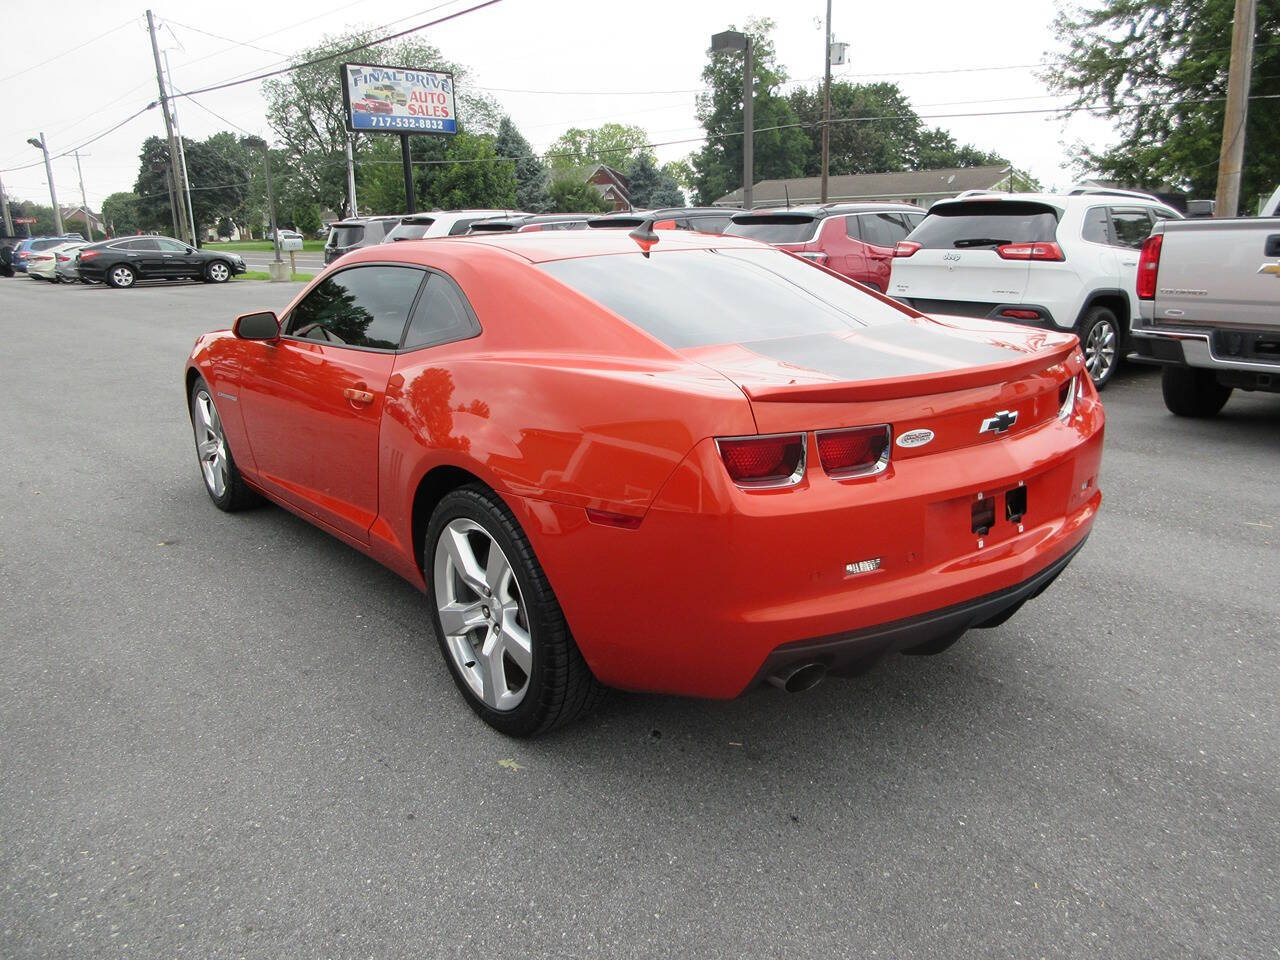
<box><xmin>1153</xmin><ymin>218</ymin><xmax>1280</xmax><ymax>330</ymax></box>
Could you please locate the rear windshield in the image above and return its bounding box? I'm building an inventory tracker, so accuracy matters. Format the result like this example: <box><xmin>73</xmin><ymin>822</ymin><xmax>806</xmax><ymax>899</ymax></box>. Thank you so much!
<box><xmin>385</xmin><ymin>221</ymin><xmax>434</xmax><ymax>241</ymax></box>
<box><xmin>327</xmin><ymin>224</ymin><xmax>366</xmax><ymax>247</ymax></box>
<box><xmin>724</xmin><ymin>214</ymin><xmax>819</xmax><ymax>244</ymax></box>
<box><xmin>587</xmin><ymin>217</ymin><xmax>643</xmax><ymax>229</ymax></box>
<box><xmin>908</xmin><ymin>201</ymin><xmax>1059</xmax><ymax>250</ymax></box>
<box><xmin>540</xmin><ymin>248</ymin><xmax>906</xmax><ymax>349</ymax></box>
<box><xmin>468</xmin><ymin>221</ymin><xmax>517</xmax><ymax>233</ymax></box>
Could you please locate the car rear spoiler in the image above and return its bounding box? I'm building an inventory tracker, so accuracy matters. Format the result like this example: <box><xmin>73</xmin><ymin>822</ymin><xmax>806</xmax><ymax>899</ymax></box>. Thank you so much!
<box><xmin>742</xmin><ymin>340</ymin><xmax>1079</xmax><ymax>404</ymax></box>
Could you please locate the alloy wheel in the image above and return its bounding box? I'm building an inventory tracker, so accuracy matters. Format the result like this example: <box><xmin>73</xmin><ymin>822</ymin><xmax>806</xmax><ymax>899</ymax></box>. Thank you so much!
<box><xmin>191</xmin><ymin>389</ymin><xmax>229</xmax><ymax>498</ymax></box>
<box><xmin>110</xmin><ymin>266</ymin><xmax>135</xmax><ymax>288</ymax></box>
<box><xmin>209</xmin><ymin>262</ymin><xmax>230</xmax><ymax>282</ymax></box>
<box><xmin>1084</xmin><ymin>318</ymin><xmax>1116</xmax><ymax>383</ymax></box>
<box><xmin>433</xmin><ymin>518</ymin><xmax>533</xmax><ymax>711</ymax></box>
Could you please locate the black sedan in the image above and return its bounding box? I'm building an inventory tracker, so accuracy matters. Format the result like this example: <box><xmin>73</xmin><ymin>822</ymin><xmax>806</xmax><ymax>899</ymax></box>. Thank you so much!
<box><xmin>77</xmin><ymin>236</ymin><xmax>246</xmax><ymax>288</ymax></box>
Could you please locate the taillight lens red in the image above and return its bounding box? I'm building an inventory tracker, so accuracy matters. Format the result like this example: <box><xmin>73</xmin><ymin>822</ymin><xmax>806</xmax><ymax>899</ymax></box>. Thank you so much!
<box><xmin>716</xmin><ymin>434</ymin><xmax>806</xmax><ymax>486</ymax></box>
<box><xmin>80</xmin><ymin>249</ymin><xmax>100</xmax><ymax>260</ymax></box>
<box><xmin>1136</xmin><ymin>233</ymin><xmax>1162</xmax><ymax>300</ymax></box>
<box><xmin>894</xmin><ymin>241</ymin><xmax>921</xmax><ymax>258</ymax></box>
<box><xmin>996</xmin><ymin>241</ymin><xmax>1065</xmax><ymax>261</ymax></box>
<box><xmin>653</xmin><ymin>219</ymin><xmax>677</xmax><ymax>230</ymax></box>
<box><xmin>816</xmin><ymin>426</ymin><xmax>891</xmax><ymax>477</ymax></box>
<box><xmin>519</xmin><ymin>224</ymin><xmax>544</xmax><ymax>232</ymax></box>
<box><xmin>1000</xmin><ymin>308</ymin><xmax>1041</xmax><ymax>320</ymax></box>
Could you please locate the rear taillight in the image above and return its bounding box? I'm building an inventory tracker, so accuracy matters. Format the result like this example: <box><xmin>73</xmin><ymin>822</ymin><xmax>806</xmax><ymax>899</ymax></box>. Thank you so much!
<box><xmin>1000</xmin><ymin>308</ymin><xmax>1041</xmax><ymax>320</ymax></box>
<box><xmin>996</xmin><ymin>241</ymin><xmax>1064</xmax><ymax>261</ymax></box>
<box><xmin>893</xmin><ymin>241</ymin><xmax>921</xmax><ymax>258</ymax></box>
<box><xmin>1136</xmin><ymin>233</ymin><xmax>1162</xmax><ymax>300</ymax></box>
<box><xmin>1058</xmin><ymin>372</ymin><xmax>1085</xmax><ymax>421</ymax></box>
<box><xmin>716</xmin><ymin>434</ymin><xmax>806</xmax><ymax>487</ymax></box>
<box><xmin>519</xmin><ymin>224</ymin><xmax>544</xmax><ymax>232</ymax></box>
<box><xmin>80</xmin><ymin>250</ymin><xmax>100</xmax><ymax>260</ymax></box>
<box><xmin>816</xmin><ymin>425</ymin><xmax>891</xmax><ymax>478</ymax></box>
<box><xmin>653</xmin><ymin>219</ymin><xmax>677</xmax><ymax>230</ymax></box>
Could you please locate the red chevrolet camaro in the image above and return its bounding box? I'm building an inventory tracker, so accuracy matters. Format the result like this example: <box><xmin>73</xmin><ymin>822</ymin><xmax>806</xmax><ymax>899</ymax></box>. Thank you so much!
<box><xmin>185</xmin><ymin>229</ymin><xmax>1103</xmax><ymax>736</ymax></box>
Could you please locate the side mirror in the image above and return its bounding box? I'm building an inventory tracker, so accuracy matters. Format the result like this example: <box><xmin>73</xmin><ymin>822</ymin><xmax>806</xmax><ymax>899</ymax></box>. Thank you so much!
<box><xmin>185</xmin><ymin>246</ymin><xmax>195</xmax><ymax>255</ymax></box>
<box><xmin>233</xmin><ymin>310</ymin><xmax>280</xmax><ymax>341</ymax></box>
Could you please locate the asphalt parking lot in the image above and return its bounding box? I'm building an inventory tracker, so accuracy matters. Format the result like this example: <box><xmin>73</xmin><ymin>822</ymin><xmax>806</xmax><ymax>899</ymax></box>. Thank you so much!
<box><xmin>1</xmin><ymin>275</ymin><xmax>1277</xmax><ymax>959</ymax></box>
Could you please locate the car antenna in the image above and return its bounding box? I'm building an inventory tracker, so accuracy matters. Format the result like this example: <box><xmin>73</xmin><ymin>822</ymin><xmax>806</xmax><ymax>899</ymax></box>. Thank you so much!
<box><xmin>628</xmin><ymin>217</ymin><xmax>659</xmax><ymax>257</ymax></box>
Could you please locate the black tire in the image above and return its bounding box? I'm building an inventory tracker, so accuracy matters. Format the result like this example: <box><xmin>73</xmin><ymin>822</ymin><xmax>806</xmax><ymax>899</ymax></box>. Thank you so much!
<box><xmin>1162</xmin><ymin>366</ymin><xmax>1233</xmax><ymax>418</ymax></box>
<box><xmin>1078</xmin><ymin>305</ymin><xmax>1121</xmax><ymax>389</ymax></box>
<box><xmin>204</xmin><ymin>260</ymin><xmax>232</xmax><ymax>283</ymax></box>
<box><xmin>188</xmin><ymin>377</ymin><xmax>262</xmax><ymax>511</ymax></box>
<box><xmin>106</xmin><ymin>263</ymin><xmax>137</xmax><ymax>289</ymax></box>
<box><xmin>425</xmin><ymin>484</ymin><xmax>604</xmax><ymax>736</ymax></box>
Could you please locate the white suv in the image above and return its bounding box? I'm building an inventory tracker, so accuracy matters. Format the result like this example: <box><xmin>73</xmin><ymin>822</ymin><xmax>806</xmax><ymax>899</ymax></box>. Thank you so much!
<box><xmin>889</xmin><ymin>189</ymin><xmax>1183</xmax><ymax>387</ymax></box>
<box><xmin>383</xmin><ymin>210</ymin><xmax>522</xmax><ymax>242</ymax></box>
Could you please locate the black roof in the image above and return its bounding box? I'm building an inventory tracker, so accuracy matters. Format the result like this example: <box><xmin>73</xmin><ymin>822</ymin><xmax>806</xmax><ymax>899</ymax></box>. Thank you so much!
<box><xmin>732</xmin><ymin>202</ymin><xmax>924</xmax><ymax>221</ymax></box>
<box><xmin>587</xmin><ymin>207</ymin><xmax>744</xmax><ymax>228</ymax></box>
<box><xmin>468</xmin><ymin>213</ymin><xmax>593</xmax><ymax>233</ymax></box>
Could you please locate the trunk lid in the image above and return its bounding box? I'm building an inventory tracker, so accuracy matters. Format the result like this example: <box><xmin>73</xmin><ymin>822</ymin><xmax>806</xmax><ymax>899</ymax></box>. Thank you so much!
<box><xmin>682</xmin><ymin>316</ymin><xmax>1080</xmax><ymax>453</ymax></box>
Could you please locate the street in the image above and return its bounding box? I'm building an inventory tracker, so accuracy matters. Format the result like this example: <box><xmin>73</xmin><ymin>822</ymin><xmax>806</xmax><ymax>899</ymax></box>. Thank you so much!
<box><xmin>1</xmin><ymin>276</ymin><xmax>1277</xmax><ymax>958</ymax></box>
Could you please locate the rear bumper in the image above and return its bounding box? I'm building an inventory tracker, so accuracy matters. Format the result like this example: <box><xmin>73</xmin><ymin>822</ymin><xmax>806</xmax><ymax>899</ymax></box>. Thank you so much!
<box><xmin>1130</xmin><ymin>328</ymin><xmax>1280</xmax><ymax>376</ymax></box>
<box><xmin>897</xmin><ymin>297</ymin><xmax>1067</xmax><ymax>331</ymax></box>
<box><xmin>752</xmin><ymin>537</ymin><xmax>1084</xmax><ymax>685</ymax></box>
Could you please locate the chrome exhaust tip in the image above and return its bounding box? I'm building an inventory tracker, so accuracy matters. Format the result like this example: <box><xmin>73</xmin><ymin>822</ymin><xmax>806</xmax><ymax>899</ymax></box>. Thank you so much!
<box><xmin>767</xmin><ymin>662</ymin><xmax>827</xmax><ymax>693</ymax></box>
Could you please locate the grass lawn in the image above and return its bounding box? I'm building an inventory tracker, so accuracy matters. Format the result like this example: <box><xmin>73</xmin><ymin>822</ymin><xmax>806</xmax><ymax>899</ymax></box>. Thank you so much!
<box><xmin>205</xmin><ymin>239</ymin><xmax>325</xmax><ymax>253</ymax></box>
<box><xmin>233</xmin><ymin>271</ymin><xmax>316</xmax><ymax>282</ymax></box>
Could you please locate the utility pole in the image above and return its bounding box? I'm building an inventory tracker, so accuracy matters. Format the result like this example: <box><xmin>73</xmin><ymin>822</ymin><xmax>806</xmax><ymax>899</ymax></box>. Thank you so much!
<box><xmin>1215</xmin><ymin>0</ymin><xmax>1257</xmax><ymax>217</ymax></box>
<box><xmin>73</xmin><ymin>151</ymin><xmax>94</xmax><ymax>241</ymax></box>
<box><xmin>400</xmin><ymin>134</ymin><xmax>416</xmax><ymax>214</ymax></box>
<box><xmin>163</xmin><ymin>169</ymin><xmax>180</xmax><ymax>239</ymax></box>
<box><xmin>0</xmin><ymin>171</ymin><xmax>13</xmax><ymax>236</ymax></box>
<box><xmin>164</xmin><ymin>51</ymin><xmax>199</xmax><ymax>245</ymax></box>
<box><xmin>820</xmin><ymin>0</ymin><xmax>833</xmax><ymax>203</ymax></box>
<box><xmin>345</xmin><ymin>134</ymin><xmax>359</xmax><ymax>218</ymax></box>
<box><xmin>147</xmin><ymin>9</ymin><xmax>191</xmax><ymax>244</ymax></box>
<box><xmin>27</xmin><ymin>133</ymin><xmax>64</xmax><ymax>235</ymax></box>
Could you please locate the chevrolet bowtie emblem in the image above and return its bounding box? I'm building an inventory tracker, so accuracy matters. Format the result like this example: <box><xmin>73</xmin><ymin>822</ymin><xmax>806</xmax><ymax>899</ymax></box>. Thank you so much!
<box><xmin>980</xmin><ymin>410</ymin><xmax>1018</xmax><ymax>435</ymax></box>
<box><xmin>1258</xmin><ymin>262</ymin><xmax>1280</xmax><ymax>277</ymax></box>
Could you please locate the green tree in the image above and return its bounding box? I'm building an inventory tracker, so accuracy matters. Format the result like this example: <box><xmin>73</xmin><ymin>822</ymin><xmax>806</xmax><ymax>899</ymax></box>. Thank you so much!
<box><xmin>495</xmin><ymin>116</ymin><xmax>550</xmax><ymax>211</ymax></box>
<box><xmin>100</xmin><ymin>192</ymin><xmax>141</xmax><ymax>236</ymax></box>
<box><xmin>546</xmin><ymin>123</ymin><xmax>654</xmax><ymax>173</ymax></box>
<box><xmin>132</xmin><ymin>133</ymin><xmax>249</xmax><ymax>240</ymax></box>
<box><xmin>1045</xmin><ymin>0</ymin><xmax>1280</xmax><ymax>211</ymax></box>
<box><xmin>421</xmin><ymin>131</ymin><xmax>517</xmax><ymax>209</ymax></box>
<box><xmin>546</xmin><ymin>178</ymin><xmax>612</xmax><ymax>213</ymax></box>
<box><xmin>216</xmin><ymin>217</ymin><xmax>233</xmax><ymax>239</ymax></box>
<box><xmin>8</xmin><ymin>200</ymin><xmax>56</xmax><ymax>236</ymax></box>
<box><xmin>691</xmin><ymin>18</ymin><xmax>810</xmax><ymax>205</ymax></box>
<box><xmin>624</xmin><ymin>154</ymin><xmax>685</xmax><ymax>207</ymax></box>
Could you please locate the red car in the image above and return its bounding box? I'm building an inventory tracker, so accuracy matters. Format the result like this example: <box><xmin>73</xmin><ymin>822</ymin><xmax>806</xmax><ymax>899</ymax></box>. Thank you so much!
<box><xmin>185</xmin><ymin>230</ymin><xmax>1103</xmax><ymax>736</ymax></box>
<box><xmin>725</xmin><ymin>203</ymin><xmax>926</xmax><ymax>293</ymax></box>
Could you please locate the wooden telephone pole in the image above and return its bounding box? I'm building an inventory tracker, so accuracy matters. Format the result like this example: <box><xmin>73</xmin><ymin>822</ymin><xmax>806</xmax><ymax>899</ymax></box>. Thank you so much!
<box><xmin>1214</xmin><ymin>0</ymin><xmax>1257</xmax><ymax>217</ymax></box>
<box><xmin>147</xmin><ymin>9</ymin><xmax>192</xmax><ymax>244</ymax></box>
<box><xmin>820</xmin><ymin>0</ymin><xmax>833</xmax><ymax>203</ymax></box>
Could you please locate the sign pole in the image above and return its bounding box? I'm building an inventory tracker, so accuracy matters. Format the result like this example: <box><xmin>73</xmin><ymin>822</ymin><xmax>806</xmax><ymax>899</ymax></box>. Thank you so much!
<box><xmin>400</xmin><ymin>133</ymin><xmax>415</xmax><ymax>214</ymax></box>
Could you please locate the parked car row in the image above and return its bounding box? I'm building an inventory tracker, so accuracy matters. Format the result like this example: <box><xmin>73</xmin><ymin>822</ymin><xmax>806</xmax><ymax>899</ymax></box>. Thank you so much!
<box><xmin>0</xmin><ymin>234</ymin><xmax>247</xmax><ymax>288</ymax></box>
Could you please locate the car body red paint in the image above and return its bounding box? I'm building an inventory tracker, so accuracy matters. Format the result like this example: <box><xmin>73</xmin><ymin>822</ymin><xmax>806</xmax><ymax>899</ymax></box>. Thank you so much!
<box><xmin>185</xmin><ymin>231</ymin><xmax>1103</xmax><ymax>701</ymax></box>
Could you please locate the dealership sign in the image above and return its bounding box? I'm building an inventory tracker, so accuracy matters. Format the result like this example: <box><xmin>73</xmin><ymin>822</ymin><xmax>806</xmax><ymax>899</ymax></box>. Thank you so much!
<box><xmin>340</xmin><ymin>63</ymin><xmax>457</xmax><ymax>134</ymax></box>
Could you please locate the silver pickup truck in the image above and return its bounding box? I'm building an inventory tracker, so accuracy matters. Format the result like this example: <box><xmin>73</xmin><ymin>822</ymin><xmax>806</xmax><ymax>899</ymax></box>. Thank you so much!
<box><xmin>1129</xmin><ymin>216</ymin><xmax>1280</xmax><ymax>417</ymax></box>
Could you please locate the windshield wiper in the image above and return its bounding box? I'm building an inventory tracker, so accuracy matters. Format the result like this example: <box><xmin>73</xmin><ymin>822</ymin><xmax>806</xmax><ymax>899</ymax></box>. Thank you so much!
<box><xmin>952</xmin><ymin>238</ymin><xmax>1011</xmax><ymax>248</ymax></box>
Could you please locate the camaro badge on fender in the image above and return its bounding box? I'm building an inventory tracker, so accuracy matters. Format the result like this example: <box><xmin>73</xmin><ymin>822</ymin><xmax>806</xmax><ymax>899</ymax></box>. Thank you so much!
<box><xmin>980</xmin><ymin>410</ymin><xmax>1018</xmax><ymax>435</ymax></box>
<box><xmin>897</xmin><ymin>429</ymin><xmax>935</xmax><ymax>448</ymax></box>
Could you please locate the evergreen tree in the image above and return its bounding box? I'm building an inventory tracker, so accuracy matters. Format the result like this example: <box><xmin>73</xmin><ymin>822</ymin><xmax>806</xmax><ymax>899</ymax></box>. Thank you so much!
<box><xmin>624</xmin><ymin>154</ymin><xmax>685</xmax><ymax>208</ymax></box>
<box><xmin>494</xmin><ymin>116</ymin><xmax>551</xmax><ymax>212</ymax></box>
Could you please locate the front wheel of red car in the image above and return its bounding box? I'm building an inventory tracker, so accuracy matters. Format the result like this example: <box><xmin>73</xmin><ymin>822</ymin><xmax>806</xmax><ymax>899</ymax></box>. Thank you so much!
<box><xmin>189</xmin><ymin>377</ymin><xmax>262</xmax><ymax>512</ymax></box>
<box><xmin>426</xmin><ymin>485</ymin><xmax>604</xmax><ymax>736</ymax></box>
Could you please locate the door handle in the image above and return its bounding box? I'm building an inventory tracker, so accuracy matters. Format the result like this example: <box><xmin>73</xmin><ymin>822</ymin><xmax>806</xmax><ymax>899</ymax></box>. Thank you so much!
<box><xmin>344</xmin><ymin>388</ymin><xmax>375</xmax><ymax>404</ymax></box>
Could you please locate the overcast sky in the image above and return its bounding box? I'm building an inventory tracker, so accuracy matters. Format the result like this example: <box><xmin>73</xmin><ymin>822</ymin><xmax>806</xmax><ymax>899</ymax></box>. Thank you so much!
<box><xmin>0</xmin><ymin>0</ymin><xmax>1119</xmax><ymax>210</ymax></box>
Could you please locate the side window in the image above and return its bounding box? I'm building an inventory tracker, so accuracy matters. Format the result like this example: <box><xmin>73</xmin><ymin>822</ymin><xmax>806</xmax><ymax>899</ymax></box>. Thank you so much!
<box><xmin>858</xmin><ymin>213</ymin><xmax>913</xmax><ymax>248</ymax></box>
<box><xmin>403</xmin><ymin>273</ymin><xmax>480</xmax><ymax>349</ymax></box>
<box><xmin>691</xmin><ymin>215</ymin><xmax>731</xmax><ymax>234</ymax></box>
<box><xmin>286</xmin><ymin>265</ymin><xmax>425</xmax><ymax>349</ymax></box>
<box><xmin>1109</xmin><ymin>207</ymin><xmax>1155</xmax><ymax>248</ymax></box>
<box><xmin>844</xmin><ymin>216</ymin><xmax>862</xmax><ymax>241</ymax></box>
<box><xmin>131</xmin><ymin>238</ymin><xmax>161</xmax><ymax>251</ymax></box>
<box><xmin>1082</xmin><ymin>207</ymin><xmax>1112</xmax><ymax>244</ymax></box>
<box><xmin>448</xmin><ymin>217</ymin><xmax>486</xmax><ymax>236</ymax></box>
<box><xmin>907</xmin><ymin>214</ymin><xmax>925</xmax><ymax>230</ymax></box>
<box><xmin>155</xmin><ymin>238</ymin><xmax>187</xmax><ymax>252</ymax></box>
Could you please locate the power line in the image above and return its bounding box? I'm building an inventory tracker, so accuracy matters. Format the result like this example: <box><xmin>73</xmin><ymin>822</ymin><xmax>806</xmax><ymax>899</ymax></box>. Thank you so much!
<box><xmin>0</xmin><ymin>105</ymin><xmax>158</xmax><ymax>174</ymax></box>
<box><xmin>162</xmin><ymin>18</ymin><xmax>287</xmax><ymax>58</ymax></box>
<box><xmin>171</xmin><ymin>0</ymin><xmax>504</xmax><ymax>100</ymax></box>
<box><xmin>0</xmin><ymin>16</ymin><xmax>140</xmax><ymax>83</ymax></box>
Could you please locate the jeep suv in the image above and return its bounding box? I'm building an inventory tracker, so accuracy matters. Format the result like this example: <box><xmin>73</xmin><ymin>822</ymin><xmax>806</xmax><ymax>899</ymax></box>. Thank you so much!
<box><xmin>323</xmin><ymin>216</ymin><xmax>405</xmax><ymax>264</ymax></box>
<box><xmin>889</xmin><ymin>189</ymin><xmax>1183</xmax><ymax>387</ymax></box>
<box><xmin>724</xmin><ymin>203</ymin><xmax>925</xmax><ymax>293</ymax></box>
